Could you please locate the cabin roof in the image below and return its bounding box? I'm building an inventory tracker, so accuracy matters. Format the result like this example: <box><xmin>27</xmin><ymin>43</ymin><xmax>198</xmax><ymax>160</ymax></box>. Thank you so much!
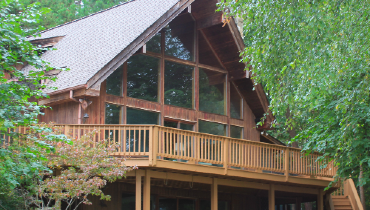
<box><xmin>24</xmin><ymin>0</ymin><xmax>181</xmax><ymax>92</ymax></box>
<box><xmin>25</xmin><ymin>0</ymin><xmax>272</xmax><ymax>124</ymax></box>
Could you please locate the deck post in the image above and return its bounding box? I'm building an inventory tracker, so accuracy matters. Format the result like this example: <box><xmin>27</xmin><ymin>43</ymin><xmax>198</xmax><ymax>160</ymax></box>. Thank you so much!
<box><xmin>211</xmin><ymin>178</ymin><xmax>218</xmax><ymax>210</ymax></box>
<box><xmin>136</xmin><ymin>172</ymin><xmax>142</xmax><ymax>210</ymax></box>
<box><xmin>223</xmin><ymin>139</ymin><xmax>228</xmax><ymax>174</ymax></box>
<box><xmin>295</xmin><ymin>197</ymin><xmax>302</xmax><ymax>210</ymax></box>
<box><xmin>268</xmin><ymin>184</ymin><xmax>275</xmax><ymax>210</ymax></box>
<box><xmin>285</xmin><ymin>148</ymin><xmax>289</xmax><ymax>181</ymax></box>
<box><xmin>143</xmin><ymin>170</ymin><xmax>151</xmax><ymax>210</ymax></box>
<box><xmin>152</xmin><ymin>126</ymin><xmax>159</xmax><ymax>166</ymax></box>
<box><xmin>317</xmin><ymin>189</ymin><xmax>324</xmax><ymax>210</ymax></box>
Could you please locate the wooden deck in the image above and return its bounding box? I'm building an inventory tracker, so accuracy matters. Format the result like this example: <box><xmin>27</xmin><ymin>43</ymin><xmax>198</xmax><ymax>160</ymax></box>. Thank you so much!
<box><xmin>53</xmin><ymin>124</ymin><xmax>337</xmax><ymax>186</ymax></box>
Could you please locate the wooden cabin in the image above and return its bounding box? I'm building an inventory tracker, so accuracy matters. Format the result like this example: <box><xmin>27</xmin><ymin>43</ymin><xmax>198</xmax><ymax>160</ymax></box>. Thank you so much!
<box><xmin>24</xmin><ymin>0</ymin><xmax>362</xmax><ymax>209</ymax></box>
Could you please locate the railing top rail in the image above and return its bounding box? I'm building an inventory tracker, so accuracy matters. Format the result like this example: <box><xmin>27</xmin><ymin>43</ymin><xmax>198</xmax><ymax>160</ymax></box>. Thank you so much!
<box><xmin>55</xmin><ymin>124</ymin><xmax>324</xmax><ymax>154</ymax></box>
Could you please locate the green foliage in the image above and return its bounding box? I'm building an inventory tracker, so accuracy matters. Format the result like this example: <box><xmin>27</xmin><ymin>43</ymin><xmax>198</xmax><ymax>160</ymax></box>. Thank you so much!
<box><xmin>19</xmin><ymin>0</ymin><xmax>130</xmax><ymax>29</ymax></box>
<box><xmin>218</xmin><ymin>0</ymin><xmax>370</xmax><ymax>188</ymax></box>
<box><xmin>0</xmin><ymin>0</ymin><xmax>66</xmax><ymax>192</ymax></box>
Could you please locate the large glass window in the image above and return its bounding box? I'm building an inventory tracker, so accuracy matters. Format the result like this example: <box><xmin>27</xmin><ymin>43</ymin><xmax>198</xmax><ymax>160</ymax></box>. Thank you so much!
<box><xmin>127</xmin><ymin>54</ymin><xmax>159</xmax><ymax>102</ymax></box>
<box><xmin>159</xmin><ymin>198</ymin><xmax>177</xmax><ymax>210</ymax></box>
<box><xmin>165</xmin><ymin>14</ymin><xmax>195</xmax><ymax>61</ymax></box>
<box><xmin>105</xmin><ymin>103</ymin><xmax>121</xmax><ymax>124</ymax></box>
<box><xmin>126</xmin><ymin>107</ymin><xmax>159</xmax><ymax>124</ymax></box>
<box><xmin>178</xmin><ymin>199</ymin><xmax>195</xmax><ymax>210</ymax></box>
<box><xmin>106</xmin><ymin>66</ymin><xmax>123</xmax><ymax>96</ymax></box>
<box><xmin>164</xmin><ymin>120</ymin><xmax>194</xmax><ymax>131</ymax></box>
<box><xmin>164</xmin><ymin>61</ymin><xmax>194</xmax><ymax>109</ymax></box>
<box><xmin>146</xmin><ymin>32</ymin><xmax>161</xmax><ymax>54</ymax></box>
<box><xmin>230</xmin><ymin>125</ymin><xmax>243</xmax><ymax>139</ymax></box>
<box><xmin>230</xmin><ymin>83</ymin><xmax>242</xmax><ymax>119</ymax></box>
<box><xmin>199</xmin><ymin>68</ymin><xmax>225</xmax><ymax>115</ymax></box>
<box><xmin>198</xmin><ymin>120</ymin><xmax>226</xmax><ymax>136</ymax></box>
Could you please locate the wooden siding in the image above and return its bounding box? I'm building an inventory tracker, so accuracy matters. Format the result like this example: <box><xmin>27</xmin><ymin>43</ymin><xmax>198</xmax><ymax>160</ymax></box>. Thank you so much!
<box><xmin>39</xmin><ymin>101</ymin><xmax>79</xmax><ymax>124</ymax></box>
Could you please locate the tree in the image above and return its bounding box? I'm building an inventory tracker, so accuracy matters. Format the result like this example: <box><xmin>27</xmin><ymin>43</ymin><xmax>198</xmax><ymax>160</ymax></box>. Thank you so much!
<box><xmin>218</xmin><ymin>0</ymin><xmax>370</xmax><ymax>208</ymax></box>
<box><xmin>21</xmin><ymin>125</ymin><xmax>133</xmax><ymax>210</ymax></box>
<box><xmin>19</xmin><ymin>0</ymin><xmax>130</xmax><ymax>29</ymax></box>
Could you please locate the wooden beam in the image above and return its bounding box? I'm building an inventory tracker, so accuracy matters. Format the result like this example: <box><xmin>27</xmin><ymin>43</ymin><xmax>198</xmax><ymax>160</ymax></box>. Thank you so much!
<box><xmin>143</xmin><ymin>170</ymin><xmax>151</xmax><ymax>210</ymax></box>
<box><xmin>317</xmin><ymin>189</ymin><xmax>324</xmax><ymax>210</ymax></box>
<box><xmin>39</xmin><ymin>88</ymin><xmax>99</xmax><ymax>106</ymax></box>
<box><xmin>136</xmin><ymin>172</ymin><xmax>142</xmax><ymax>210</ymax></box>
<box><xmin>211</xmin><ymin>178</ymin><xmax>218</xmax><ymax>210</ymax></box>
<box><xmin>38</xmin><ymin>91</ymin><xmax>71</xmax><ymax>106</ymax></box>
<box><xmin>274</xmin><ymin>184</ymin><xmax>318</xmax><ymax>195</ymax></box>
<box><xmin>269</xmin><ymin>184</ymin><xmax>275</xmax><ymax>210</ymax></box>
<box><xmin>197</xmin><ymin>12</ymin><xmax>223</xmax><ymax>30</ymax></box>
<box><xmin>295</xmin><ymin>197</ymin><xmax>302</xmax><ymax>210</ymax></box>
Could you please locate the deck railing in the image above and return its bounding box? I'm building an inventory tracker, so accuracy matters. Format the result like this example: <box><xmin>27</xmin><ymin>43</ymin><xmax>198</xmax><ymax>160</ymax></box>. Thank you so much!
<box><xmin>1</xmin><ymin>124</ymin><xmax>337</xmax><ymax>179</ymax></box>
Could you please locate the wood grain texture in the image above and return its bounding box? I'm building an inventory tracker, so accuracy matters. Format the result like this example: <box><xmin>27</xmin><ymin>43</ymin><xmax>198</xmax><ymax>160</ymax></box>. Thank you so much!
<box><xmin>126</xmin><ymin>97</ymin><xmax>161</xmax><ymax>112</ymax></box>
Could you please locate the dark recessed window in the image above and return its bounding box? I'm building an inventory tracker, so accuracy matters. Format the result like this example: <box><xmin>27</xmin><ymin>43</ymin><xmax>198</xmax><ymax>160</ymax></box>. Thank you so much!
<box><xmin>159</xmin><ymin>197</ymin><xmax>177</xmax><ymax>210</ymax></box>
<box><xmin>106</xmin><ymin>66</ymin><xmax>123</xmax><ymax>96</ymax></box>
<box><xmin>146</xmin><ymin>32</ymin><xmax>161</xmax><ymax>54</ymax></box>
<box><xmin>121</xmin><ymin>193</ymin><xmax>135</xmax><ymax>210</ymax></box>
<box><xmin>105</xmin><ymin>103</ymin><xmax>121</xmax><ymax>124</ymax></box>
<box><xmin>199</xmin><ymin>68</ymin><xmax>225</xmax><ymax>115</ymax></box>
<box><xmin>180</xmin><ymin>123</ymin><xmax>193</xmax><ymax>131</ymax></box>
<box><xmin>230</xmin><ymin>125</ymin><xmax>243</xmax><ymax>139</ymax></box>
<box><xmin>164</xmin><ymin>120</ymin><xmax>194</xmax><ymax>131</ymax></box>
<box><xmin>127</xmin><ymin>54</ymin><xmax>160</xmax><ymax>102</ymax></box>
<box><xmin>164</xmin><ymin>61</ymin><xmax>194</xmax><ymax>109</ymax></box>
<box><xmin>198</xmin><ymin>120</ymin><xmax>226</xmax><ymax>136</ymax></box>
<box><xmin>126</xmin><ymin>107</ymin><xmax>159</xmax><ymax>124</ymax></box>
<box><xmin>230</xmin><ymin>83</ymin><xmax>242</xmax><ymax>119</ymax></box>
<box><xmin>179</xmin><ymin>199</ymin><xmax>196</xmax><ymax>210</ymax></box>
<box><xmin>165</xmin><ymin>14</ymin><xmax>195</xmax><ymax>61</ymax></box>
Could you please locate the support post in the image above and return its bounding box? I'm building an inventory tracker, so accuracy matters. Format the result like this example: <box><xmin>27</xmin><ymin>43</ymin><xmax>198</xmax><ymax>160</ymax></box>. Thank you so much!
<box><xmin>285</xmin><ymin>148</ymin><xmax>289</xmax><ymax>181</ymax></box>
<box><xmin>152</xmin><ymin>126</ymin><xmax>159</xmax><ymax>166</ymax></box>
<box><xmin>295</xmin><ymin>197</ymin><xmax>302</xmax><ymax>210</ymax></box>
<box><xmin>223</xmin><ymin>139</ymin><xmax>228</xmax><ymax>174</ymax></box>
<box><xmin>143</xmin><ymin>170</ymin><xmax>151</xmax><ymax>210</ymax></box>
<box><xmin>317</xmin><ymin>189</ymin><xmax>324</xmax><ymax>210</ymax></box>
<box><xmin>211</xmin><ymin>178</ymin><xmax>218</xmax><ymax>210</ymax></box>
<box><xmin>269</xmin><ymin>184</ymin><xmax>275</xmax><ymax>210</ymax></box>
<box><xmin>136</xmin><ymin>173</ymin><xmax>142</xmax><ymax>210</ymax></box>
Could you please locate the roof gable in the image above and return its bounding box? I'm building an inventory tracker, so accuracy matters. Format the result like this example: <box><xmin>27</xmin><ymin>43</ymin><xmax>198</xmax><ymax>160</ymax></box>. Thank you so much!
<box><xmin>25</xmin><ymin>0</ymin><xmax>186</xmax><ymax>92</ymax></box>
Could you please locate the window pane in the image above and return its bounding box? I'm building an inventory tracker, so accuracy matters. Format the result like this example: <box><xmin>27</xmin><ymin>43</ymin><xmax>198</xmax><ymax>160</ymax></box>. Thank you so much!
<box><xmin>164</xmin><ymin>61</ymin><xmax>193</xmax><ymax>109</ymax></box>
<box><xmin>127</xmin><ymin>54</ymin><xmax>159</xmax><ymax>102</ymax></box>
<box><xmin>121</xmin><ymin>193</ymin><xmax>135</xmax><ymax>210</ymax></box>
<box><xmin>199</xmin><ymin>68</ymin><xmax>225</xmax><ymax>115</ymax></box>
<box><xmin>198</xmin><ymin>120</ymin><xmax>226</xmax><ymax>136</ymax></box>
<box><xmin>126</xmin><ymin>107</ymin><xmax>159</xmax><ymax>124</ymax></box>
<box><xmin>230</xmin><ymin>83</ymin><xmax>242</xmax><ymax>119</ymax></box>
<box><xmin>159</xmin><ymin>198</ymin><xmax>177</xmax><ymax>210</ymax></box>
<box><xmin>164</xmin><ymin>120</ymin><xmax>177</xmax><ymax>128</ymax></box>
<box><xmin>179</xmin><ymin>199</ymin><xmax>196</xmax><ymax>210</ymax></box>
<box><xmin>230</xmin><ymin>125</ymin><xmax>243</xmax><ymax>139</ymax></box>
<box><xmin>106</xmin><ymin>66</ymin><xmax>123</xmax><ymax>96</ymax></box>
<box><xmin>165</xmin><ymin>14</ymin><xmax>195</xmax><ymax>61</ymax></box>
<box><xmin>146</xmin><ymin>33</ymin><xmax>161</xmax><ymax>54</ymax></box>
<box><xmin>180</xmin><ymin>123</ymin><xmax>193</xmax><ymax>131</ymax></box>
<box><xmin>105</xmin><ymin>103</ymin><xmax>120</xmax><ymax>124</ymax></box>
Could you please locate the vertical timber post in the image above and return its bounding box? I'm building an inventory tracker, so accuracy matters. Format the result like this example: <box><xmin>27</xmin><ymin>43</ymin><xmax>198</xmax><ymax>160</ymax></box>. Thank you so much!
<box><xmin>295</xmin><ymin>197</ymin><xmax>302</xmax><ymax>210</ymax></box>
<box><xmin>143</xmin><ymin>170</ymin><xmax>151</xmax><ymax>210</ymax></box>
<box><xmin>317</xmin><ymin>189</ymin><xmax>324</xmax><ymax>210</ymax></box>
<box><xmin>136</xmin><ymin>172</ymin><xmax>142</xmax><ymax>210</ymax></box>
<box><xmin>211</xmin><ymin>178</ymin><xmax>218</xmax><ymax>210</ymax></box>
<box><xmin>285</xmin><ymin>148</ymin><xmax>289</xmax><ymax>181</ymax></box>
<box><xmin>269</xmin><ymin>184</ymin><xmax>275</xmax><ymax>210</ymax></box>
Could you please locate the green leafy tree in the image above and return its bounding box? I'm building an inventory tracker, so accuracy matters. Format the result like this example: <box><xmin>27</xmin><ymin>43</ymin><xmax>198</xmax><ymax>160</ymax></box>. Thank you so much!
<box><xmin>218</xmin><ymin>0</ymin><xmax>370</xmax><ymax>207</ymax></box>
<box><xmin>19</xmin><ymin>0</ymin><xmax>130</xmax><ymax>29</ymax></box>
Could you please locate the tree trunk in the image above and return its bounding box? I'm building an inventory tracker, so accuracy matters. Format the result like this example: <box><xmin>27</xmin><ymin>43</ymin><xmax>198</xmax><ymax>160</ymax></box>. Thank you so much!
<box><xmin>359</xmin><ymin>166</ymin><xmax>366</xmax><ymax>210</ymax></box>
